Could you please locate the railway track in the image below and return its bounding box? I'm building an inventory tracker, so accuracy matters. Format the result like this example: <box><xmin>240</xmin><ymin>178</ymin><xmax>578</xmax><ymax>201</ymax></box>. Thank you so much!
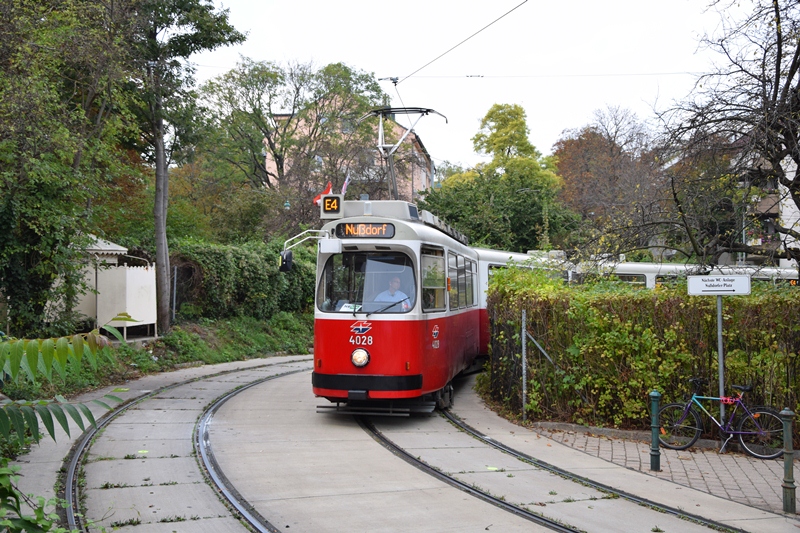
<box><xmin>440</xmin><ymin>411</ymin><xmax>743</xmax><ymax>532</ymax></box>
<box><xmin>360</xmin><ymin>412</ymin><xmax>742</xmax><ymax>533</ymax></box>
<box><xmin>194</xmin><ymin>369</ymin><xmax>304</xmax><ymax>533</ymax></box>
<box><xmin>61</xmin><ymin>364</ymin><xmax>755</xmax><ymax>532</ymax></box>
<box><xmin>62</xmin><ymin>358</ymin><xmax>311</xmax><ymax>532</ymax></box>
<box><xmin>357</xmin><ymin>416</ymin><xmax>581</xmax><ymax>533</ymax></box>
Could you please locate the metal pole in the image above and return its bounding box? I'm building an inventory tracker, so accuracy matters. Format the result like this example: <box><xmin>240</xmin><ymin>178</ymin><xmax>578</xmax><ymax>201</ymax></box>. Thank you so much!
<box><xmin>521</xmin><ymin>309</ymin><xmax>527</xmax><ymax>423</ymax></box>
<box><xmin>388</xmin><ymin>156</ymin><xmax>399</xmax><ymax>200</ymax></box>
<box><xmin>94</xmin><ymin>256</ymin><xmax>99</xmax><ymax>330</ymax></box>
<box><xmin>780</xmin><ymin>407</ymin><xmax>796</xmax><ymax>514</ymax></box>
<box><xmin>650</xmin><ymin>391</ymin><xmax>661</xmax><ymax>471</ymax></box>
<box><xmin>171</xmin><ymin>265</ymin><xmax>177</xmax><ymax>324</ymax></box>
<box><xmin>716</xmin><ymin>295</ymin><xmax>725</xmax><ymax>422</ymax></box>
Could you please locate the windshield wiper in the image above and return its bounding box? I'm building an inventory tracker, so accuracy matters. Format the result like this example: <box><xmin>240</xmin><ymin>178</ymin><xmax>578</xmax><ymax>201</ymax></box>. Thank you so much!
<box><xmin>366</xmin><ymin>297</ymin><xmax>410</xmax><ymax>318</ymax></box>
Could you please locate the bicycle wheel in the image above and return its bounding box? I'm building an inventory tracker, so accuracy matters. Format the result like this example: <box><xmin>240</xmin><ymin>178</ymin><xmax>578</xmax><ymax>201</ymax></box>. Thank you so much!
<box><xmin>658</xmin><ymin>403</ymin><xmax>702</xmax><ymax>450</ymax></box>
<box><xmin>737</xmin><ymin>408</ymin><xmax>784</xmax><ymax>459</ymax></box>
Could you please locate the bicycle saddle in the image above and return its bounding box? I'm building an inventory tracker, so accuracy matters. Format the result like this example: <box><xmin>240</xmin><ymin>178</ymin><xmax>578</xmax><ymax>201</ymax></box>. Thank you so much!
<box><xmin>731</xmin><ymin>384</ymin><xmax>753</xmax><ymax>392</ymax></box>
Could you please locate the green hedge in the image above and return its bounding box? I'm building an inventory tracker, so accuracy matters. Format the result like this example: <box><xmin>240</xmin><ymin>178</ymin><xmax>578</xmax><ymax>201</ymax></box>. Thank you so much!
<box><xmin>171</xmin><ymin>239</ymin><xmax>315</xmax><ymax>321</ymax></box>
<box><xmin>484</xmin><ymin>268</ymin><xmax>800</xmax><ymax>436</ymax></box>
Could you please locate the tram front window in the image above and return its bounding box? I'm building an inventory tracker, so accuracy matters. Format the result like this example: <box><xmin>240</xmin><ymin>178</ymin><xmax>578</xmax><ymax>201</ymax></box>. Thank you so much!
<box><xmin>317</xmin><ymin>252</ymin><xmax>416</xmax><ymax>313</ymax></box>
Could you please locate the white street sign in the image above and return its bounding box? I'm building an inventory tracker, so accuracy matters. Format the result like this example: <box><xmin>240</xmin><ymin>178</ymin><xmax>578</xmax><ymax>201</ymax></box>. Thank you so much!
<box><xmin>687</xmin><ymin>273</ymin><xmax>751</xmax><ymax>421</ymax></box>
<box><xmin>687</xmin><ymin>275</ymin><xmax>751</xmax><ymax>296</ymax></box>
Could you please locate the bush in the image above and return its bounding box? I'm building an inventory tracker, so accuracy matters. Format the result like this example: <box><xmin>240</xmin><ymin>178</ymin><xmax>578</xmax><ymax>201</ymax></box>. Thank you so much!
<box><xmin>170</xmin><ymin>239</ymin><xmax>315</xmax><ymax>321</ymax></box>
<box><xmin>483</xmin><ymin>268</ymin><xmax>800</xmax><ymax>439</ymax></box>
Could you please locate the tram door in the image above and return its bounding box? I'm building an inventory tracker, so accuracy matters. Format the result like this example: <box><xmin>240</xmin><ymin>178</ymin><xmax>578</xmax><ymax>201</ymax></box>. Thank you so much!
<box><xmin>448</xmin><ymin>252</ymin><xmax>478</xmax><ymax>367</ymax></box>
<box><xmin>420</xmin><ymin>247</ymin><xmax>447</xmax><ymax>376</ymax></box>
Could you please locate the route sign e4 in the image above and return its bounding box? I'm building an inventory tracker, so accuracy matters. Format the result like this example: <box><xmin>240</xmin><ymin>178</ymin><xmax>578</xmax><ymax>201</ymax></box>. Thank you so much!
<box><xmin>687</xmin><ymin>275</ymin><xmax>751</xmax><ymax>295</ymax></box>
<box><xmin>320</xmin><ymin>194</ymin><xmax>344</xmax><ymax>219</ymax></box>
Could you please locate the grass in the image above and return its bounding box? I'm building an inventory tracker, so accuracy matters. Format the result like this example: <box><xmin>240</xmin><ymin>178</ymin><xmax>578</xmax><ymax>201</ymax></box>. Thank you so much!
<box><xmin>0</xmin><ymin>313</ymin><xmax>314</xmax><ymax>402</ymax></box>
<box><xmin>110</xmin><ymin>518</ymin><xmax>141</xmax><ymax>527</ymax></box>
<box><xmin>159</xmin><ymin>515</ymin><xmax>187</xmax><ymax>523</ymax></box>
<box><xmin>99</xmin><ymin>481</ymin><xmax>129</xmax><ymax>489</ymax></box>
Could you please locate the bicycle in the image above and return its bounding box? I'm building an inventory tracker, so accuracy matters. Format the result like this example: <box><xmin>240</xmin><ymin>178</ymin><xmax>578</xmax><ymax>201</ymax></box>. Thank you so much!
<box><xmin>658</xmin><ymin>377</ymin><xmax>784</xmax><ymax>459</ymax></box>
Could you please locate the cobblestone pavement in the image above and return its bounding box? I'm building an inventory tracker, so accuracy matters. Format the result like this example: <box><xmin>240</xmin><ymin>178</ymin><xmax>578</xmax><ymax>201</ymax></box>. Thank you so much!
<box><xmin>532</xmin><ymin>424</ymin><xmax>799</xmax><ymax>519</ymax></box>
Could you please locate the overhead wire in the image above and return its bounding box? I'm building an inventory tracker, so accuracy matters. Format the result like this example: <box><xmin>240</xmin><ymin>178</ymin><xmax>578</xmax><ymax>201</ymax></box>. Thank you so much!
<box><xmin>397</xmin><ymin>0</ymin><xmax>529</xmax><ymax>85</ymax></box>
<box><xmin>383</xmin><ymin>1</ymin><xmax>529</xmax><ymax>139</ymax></box>
<box><xmin>409</xmin><ymin>71</ymin><xmax>701</xmax><ymax>79</ymax></box>
<box><xmin>392</xmin><ymin>84</ymin><xmax>415</xmax><ymax>132</ymax></box>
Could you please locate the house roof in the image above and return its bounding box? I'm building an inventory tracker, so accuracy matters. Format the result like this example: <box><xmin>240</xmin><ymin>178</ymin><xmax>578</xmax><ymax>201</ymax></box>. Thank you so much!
<box><xmin>87</xmin><ymin>235</ymin><xmax>127</xmax><ymax>255</ymax></box>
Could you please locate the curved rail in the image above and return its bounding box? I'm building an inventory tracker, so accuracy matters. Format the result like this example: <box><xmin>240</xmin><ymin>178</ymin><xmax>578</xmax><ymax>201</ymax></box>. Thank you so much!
<box><xmin>63</xmin><ymin>360</ymin><xmax>310</xmax><ymax>532</ymax></box>
<box><xmin>440</xmin><ymin>411</ymin><xmax>744</xmax><ymax>533</ymax></box>
<box><xmin>356</xmin><ymin>416</ymin><xmax>581</xmax><ymax>533</ymax></box>
<box><xmin>64</xmin><ymin>362</ymin><xmax>745</xmax><ymax>533</ymax></box>
<box><xmin>195</xmin><ymin>368</ymin><xmax>309</xmax><ymax>533</ymax></box>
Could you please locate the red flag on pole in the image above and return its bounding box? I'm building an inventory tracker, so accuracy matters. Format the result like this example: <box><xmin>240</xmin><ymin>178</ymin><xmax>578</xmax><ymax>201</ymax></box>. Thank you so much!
<box><xmin>313</xmin><ymin>181</ymin><xmax>333</xmax><ymax>206</ymax></box>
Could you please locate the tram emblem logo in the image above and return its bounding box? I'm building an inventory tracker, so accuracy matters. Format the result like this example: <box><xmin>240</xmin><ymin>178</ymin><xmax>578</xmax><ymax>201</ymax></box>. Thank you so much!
<box><xmin>350</xmin><ymin>321</ymin><xmax>372</xmax><ymax>334</ymax></box>
<box><xmin>432</xmin><ymin>325</ymin><xmax>440</xmax><ymax>339</ymax></box>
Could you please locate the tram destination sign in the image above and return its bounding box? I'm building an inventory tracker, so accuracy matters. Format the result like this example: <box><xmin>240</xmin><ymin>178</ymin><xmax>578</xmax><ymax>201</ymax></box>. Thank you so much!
<box><xmin>687</xmin><ymin>275</ymin><xmax>751</xmax><ymax>296</ymax></box>
<box><xmin>335</xmin><ymin>222</ymin><xmax>395</xmax><ymax>238</ymax></box>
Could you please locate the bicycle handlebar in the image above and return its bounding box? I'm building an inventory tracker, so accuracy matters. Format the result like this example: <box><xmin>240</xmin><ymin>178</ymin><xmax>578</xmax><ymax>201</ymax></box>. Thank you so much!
<box><xmin>688</xmin><ymin>377</ymin><xmax>753</xmax><ymax>396</ymax></box>
<box><xmin>688</xmin><ymin>377</ymin><xmax>707</xmax><ymax>393</ymax></box>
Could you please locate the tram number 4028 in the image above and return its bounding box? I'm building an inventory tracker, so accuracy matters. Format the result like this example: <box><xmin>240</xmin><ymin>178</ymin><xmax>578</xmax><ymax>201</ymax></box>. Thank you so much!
<box><xmin>349</xmin><ymin>335</ymin><xmax>373</xmax><ymax>346</ymax></box>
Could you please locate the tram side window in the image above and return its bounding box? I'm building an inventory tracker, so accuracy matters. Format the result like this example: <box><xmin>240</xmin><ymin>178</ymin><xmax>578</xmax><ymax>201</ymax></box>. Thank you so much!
<box><xmin>471</xmin><ymin>260</ymin><xmax>478</xmax><ymax>305</ymax></box>
<box><xmin>465</xmin><ymin>259</ymin><xmax>476</xmax><ymax>306</ymax></box>
<box><xmin>448</xmin><ymin>252</ymin><xmax>459</xmax><ymax>309</ymax></box>
<box><xmin>615</xmin><ymin>274</ymin><xmax>646</xmax><ymax>287</ymax></box>
<box><xmin>421</xmin><ymin>248</ymin><xmax>446</xmax><ymax>312</ymax></box>
<box><xmin>457</xmin><ymin>255</ymin><xmax>466</xmax><ymax>308</ymax></box>
<box><xmin>655</xmin><ymin>275</ymin><xmax>678</xmax><ymax>287</ymax></box>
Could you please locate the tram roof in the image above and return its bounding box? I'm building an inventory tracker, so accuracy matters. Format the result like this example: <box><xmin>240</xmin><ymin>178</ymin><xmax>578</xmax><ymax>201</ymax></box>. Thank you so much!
<box><xmin>327</xmin><ymin>200</ymin><xmax>469</xmax><ymax>245</ymax></box>
<box><xmin>320</xmin><ymin>200</ymin><xmax>578</xmax><ymax>267</ymax></box>
<box><xmin>578</xmin><ymin>260</ymin><xmax>798</xmax><ymax>280</ymax></box>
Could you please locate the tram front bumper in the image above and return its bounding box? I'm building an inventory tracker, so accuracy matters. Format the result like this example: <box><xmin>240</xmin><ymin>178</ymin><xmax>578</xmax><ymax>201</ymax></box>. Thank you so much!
<box><xmin>312</xmin><ymin>372</ymin><xmax>423</xmax><ymax>395</ymax></box>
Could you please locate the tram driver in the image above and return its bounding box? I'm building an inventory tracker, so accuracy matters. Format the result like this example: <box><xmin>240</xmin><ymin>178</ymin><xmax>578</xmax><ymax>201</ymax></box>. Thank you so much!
<box><xmin>373</xmin><ymin>276</ymin><xmax>410</xmax><ymax>310</ymax></box>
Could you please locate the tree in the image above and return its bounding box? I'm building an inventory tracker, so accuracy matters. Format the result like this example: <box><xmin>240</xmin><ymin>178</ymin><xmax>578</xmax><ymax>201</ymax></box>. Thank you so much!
<box><xmin>473</xmin><ymin>103</ymin><xmax>540</xmax><ymax>162</ymax></box>
<box><xmin>0</xmin><ymin>0</ymin><xmax>136</xmax><ymax>336</ymax></box>
<box><xmin>422</xmin><ymin>164</ymin><xmax>577</xmax><ymax>252</ymax></box>
<box><xmin>434</xmin><ymin>161</ymin><xmax>467</xmax><ymax>185</ymax></box>
<box><xmin>555</xmin><ymin>108</ymin><xmax>655</xmax><ymax>217</ymax></box>
<box><xmin>127</xmin><ymin>0</ymin><xmax>245</xmax><ymax>334</ymax></box>
<box><xmin>552</xmin><ymin>107</ymin><xmax>665</xmax><ymax>260</ymax></box>
<box><xmin>199</xmin><ymin>60</ymin><xmax>387</xmax><ymax>237</ymax></box>
<box><xmin>92</xmin><ymin>152</ymin><xmax>155</xmax><ymax>249</ymax></box>
<box><xmin>661</xmin><ymin>0</ymin><xmax>800</xmax><ymax>267</ymax></box>
<box><xmin>661</xmin><ymin>143</ymin><xmax>742</xmax><ymax>264</ymax></box>
<box><xmin>421</xmin><ymin>104</ymin><xmax>578</xmax><ymax>252</ymax></box>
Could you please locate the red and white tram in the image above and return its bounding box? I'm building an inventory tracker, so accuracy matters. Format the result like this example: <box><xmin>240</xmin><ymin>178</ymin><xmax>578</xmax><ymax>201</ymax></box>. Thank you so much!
<box><xmin>282</xmin><ymin>197</ymin><xmax>530</xmax><ymax>414</ymax></box>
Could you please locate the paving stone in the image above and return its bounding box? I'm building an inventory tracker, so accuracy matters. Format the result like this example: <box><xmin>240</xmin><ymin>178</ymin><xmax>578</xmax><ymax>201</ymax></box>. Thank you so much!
<box><xmin>531</xmin><ymin>424</ymin><xmax>798</xmax><ymax>516</ymax></box>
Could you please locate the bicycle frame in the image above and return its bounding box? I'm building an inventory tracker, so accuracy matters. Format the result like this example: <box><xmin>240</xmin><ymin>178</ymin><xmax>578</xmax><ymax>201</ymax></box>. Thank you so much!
<box><xmin>684</xmin><ymin>392</ymin><xmax>764</xmax><ymax>451</ymax></box>
<box><xmin>659</xmin><ymin>379</ymin><xmax>783</xmax><ymax>458</ymax></box>
<box><xmin>689</xmin><ymin>394</ymin><xmax>745</xmax><ymax>432</ymax></box>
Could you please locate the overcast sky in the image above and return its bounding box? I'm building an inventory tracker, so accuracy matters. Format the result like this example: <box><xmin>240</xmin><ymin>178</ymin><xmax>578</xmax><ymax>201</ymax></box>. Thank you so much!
<box><xmin>191</xmin><ymin>0</ymin><xmax>725</xmax><ymax>168</ymax></box>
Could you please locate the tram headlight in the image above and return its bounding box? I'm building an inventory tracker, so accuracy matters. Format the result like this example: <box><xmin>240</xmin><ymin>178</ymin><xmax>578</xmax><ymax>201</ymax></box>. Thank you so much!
<box><xmin>351</xmin><ymin>348</ymin><xmax>370</xmax><ymax>368</ymax></box>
